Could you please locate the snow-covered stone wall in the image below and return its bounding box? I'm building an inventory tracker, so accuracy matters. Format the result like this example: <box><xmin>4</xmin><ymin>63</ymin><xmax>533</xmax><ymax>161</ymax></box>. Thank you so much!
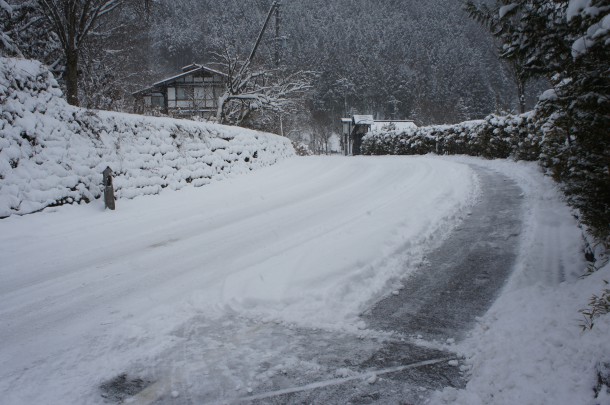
<box><xmin>0</xmin><ymin>57</ymin><xmax>294</xmax><ymax>218</ymax></box>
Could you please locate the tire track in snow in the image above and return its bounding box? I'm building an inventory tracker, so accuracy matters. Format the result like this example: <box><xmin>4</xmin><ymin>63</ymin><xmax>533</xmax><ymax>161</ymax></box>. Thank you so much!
<box><xmin>0</xmin><ymin>156</ymin><xmax>476</xmax><ymax>404</ymax></box>
<box><xmin>364</xmin><ymin>165</ymin><xmax>523</xmax><ymax>341</ymax></box>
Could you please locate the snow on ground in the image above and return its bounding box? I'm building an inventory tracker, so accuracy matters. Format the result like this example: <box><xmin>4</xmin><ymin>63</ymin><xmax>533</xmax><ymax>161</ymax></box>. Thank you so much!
<box><xmin>2</xmin><ymin>53</ymin><xmax>606</xmax><ymax>405</ymax></box>
<box><xmin>1</xmin><ymin>150</ymin><xmax>608</xmax><ymax>404</ymax></box>
<box><xmin>0</xmin><ymin>155</ymin><xmax>478</xmax><ymax>404</ymax></box>
<box><xmin>431</xmin><ymin>157</ymin><xmax>609</xmax><ymax>405</ymax></box>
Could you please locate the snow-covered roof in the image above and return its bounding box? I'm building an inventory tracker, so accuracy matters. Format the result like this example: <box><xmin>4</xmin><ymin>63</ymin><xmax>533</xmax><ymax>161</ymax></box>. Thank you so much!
<box><xmin>132</xmin><ymin>64</ymin><xmax>228</xmax><ymax>96</ymax></box>
<box><xmin>352</xmin><ymin>115</ymin><xmax>374</xmax><ymax>125</ymax></box>
<box><xmin>153</xmin><ymin>64</ymin><xmax>227</xmax><ymax>87</ymax></box>
<box><xmin>181</xmin><ymin>63</ymin><xmax>201</xmax><ymax>72</ymax></box>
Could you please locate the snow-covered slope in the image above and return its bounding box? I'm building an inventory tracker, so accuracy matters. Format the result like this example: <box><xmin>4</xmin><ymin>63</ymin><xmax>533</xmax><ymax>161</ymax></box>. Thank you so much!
<box><xmin>0</xmin><ymin>57</ymin><xmax>294</xmax><ymax>218</ymax></box>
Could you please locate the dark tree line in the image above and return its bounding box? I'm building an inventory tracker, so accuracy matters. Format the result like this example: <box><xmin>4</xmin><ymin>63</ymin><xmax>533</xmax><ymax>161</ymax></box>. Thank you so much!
<box><xmin>278</xmin><ymin>0</ymin><xmax>536</xmax><ymax>127</ymax></box>
<box><xmin>142</xmin><ymin>0</ymin><xmax>550</xmax><ymax>134</ymax></box>
<box><xmin>2</xmin><ymin>0</ymin><xmax>539</xmax><ymax>129</ymax></box>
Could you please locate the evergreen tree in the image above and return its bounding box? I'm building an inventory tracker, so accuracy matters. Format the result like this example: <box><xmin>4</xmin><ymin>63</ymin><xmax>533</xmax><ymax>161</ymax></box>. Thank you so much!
<box><xmin>537</xmin><ymin>0</ymin><xmax>610</xmax><ymax>240</ymax></box>
<box><xmin>466</xmin><ymin>0</ymin><xmax>610</xmax><ymax>240</ymax></box>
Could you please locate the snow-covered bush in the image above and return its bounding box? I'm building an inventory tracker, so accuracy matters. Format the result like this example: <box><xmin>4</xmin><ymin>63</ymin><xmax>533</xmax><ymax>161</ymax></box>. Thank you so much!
<box><xmin>534</xmin><ymin>1</ymin><xmax>610</xmax><ymax>243</ymax></box>
<box><xmin>0</xmin><ymin>57</ymin><xmax>294</xmax><ymax>218</ymax></box>
<box><xmin>362</xmin><ymin>113</ymin><xmax>540</xmax><ymax>161</ymax></box>
<box><xmin>461</xmin><ymin>0</ymin><xmax>610</xmax><ymax>245</ymax></box>
<box><xmin>291</xmin><ymin>140</ymin><xmax>313</xmax><ymax>156</ymax></box>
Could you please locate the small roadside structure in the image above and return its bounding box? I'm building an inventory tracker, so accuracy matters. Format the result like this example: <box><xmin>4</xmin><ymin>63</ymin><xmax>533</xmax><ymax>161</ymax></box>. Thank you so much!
<box><xmin>340</xmin><ymin>118</ymin><xmax>353</xmax><ymax>155</ymax></box>
<box><xmin>341</xmin><ymin>116</ymin><xmax>416</xmax><ymax>155</ymax></box>
<box><xmin>341</xmin><ymin>115</ymin><xmax>374</xmax><ymax>155</ymax></box>
<box><xmin>132</xmin><ymin>63</ymin><xmax>227</xmax><ymax>119</ymax></box>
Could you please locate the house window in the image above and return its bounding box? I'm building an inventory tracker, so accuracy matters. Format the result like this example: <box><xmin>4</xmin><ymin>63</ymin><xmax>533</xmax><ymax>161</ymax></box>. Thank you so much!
<box><xmin>151</xmin><ymin>93</ymin><xmax>164</xmax><ymax>107</ymax></box>
<box><xmin>205</xmin><ymin>87</ymin><xmax>217</xmax><ymax>108</ymax></box>
<box><xmin>176</xmin><ymin>86</ymin><xmax>191</xmax><ymax>100</ymax></box>
<box><xmin>190</xmin><ymin>85</ymin><xmax>217</xmax><ymax>109</ymax></box>
<box><xmin>204</xmin><ymin>75</ymin><xmax>222</xmax><ymax>84</ymax></box>
<box><xmin>193</xmin><ymin>86</ymin><xmax>205</xmax><ymax>109</ymax></box>
<box><xmin>167</xmin><ymin>87</ymin><xmax>176</xmax><ymax>108</ymax></box>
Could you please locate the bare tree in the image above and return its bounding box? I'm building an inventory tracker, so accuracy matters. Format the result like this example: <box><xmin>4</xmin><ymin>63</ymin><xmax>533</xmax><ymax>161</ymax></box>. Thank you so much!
<box><xmin>37</xmin><ymin>0</ymin><xmax>121</xmax><ymax>106</ymax></box>
<box><xmin>1</xmin><ymin>1</ymin><xmax>26</xmax><ymax>56</ymax></box>
<box><xmin>1</xmin><ymin>0</ymin><xmax>60</xmax><ymax>61</ymax></box>
<box><xmin>213</xmin><ymin>45</ymin><xmax>315</xmax><ymax>127</ymax></box>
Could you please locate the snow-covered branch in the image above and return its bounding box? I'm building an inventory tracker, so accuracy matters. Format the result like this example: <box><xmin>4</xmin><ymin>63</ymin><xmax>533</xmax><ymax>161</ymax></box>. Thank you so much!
<box><xmin>34</xmin><ymin>0</ymin><xmax>124</xmax><ymax>105</ymax></box>
<box><xmin>213</xmin><ymin>45</ymin><xmax>315</xmax><ymax>126</ymax></box>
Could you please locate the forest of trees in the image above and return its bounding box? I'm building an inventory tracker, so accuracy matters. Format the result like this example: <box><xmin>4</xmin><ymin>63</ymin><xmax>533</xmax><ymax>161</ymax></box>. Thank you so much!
<box><xmin>1</xmin><ymin>0</ymin><xmax>538</xmax><ymax>135</ymax></box>
<box><xmin>146</xmin><ymin>0</ymin><xmax>544</xmax><ymax>131</ymax></box>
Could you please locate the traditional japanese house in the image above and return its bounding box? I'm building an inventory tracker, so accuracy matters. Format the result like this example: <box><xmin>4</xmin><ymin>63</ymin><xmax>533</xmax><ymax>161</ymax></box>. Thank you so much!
<box><xmin>133</xmin><ymin>64</ymin><xmax>227</xmax><ymax>119</ymax></box>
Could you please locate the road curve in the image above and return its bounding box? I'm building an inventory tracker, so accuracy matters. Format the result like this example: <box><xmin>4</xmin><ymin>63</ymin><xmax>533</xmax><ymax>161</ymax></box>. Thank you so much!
<box><xmin>245</xmin><ymin>164</ymin><xmax>524</xmax><ymax>405</ymax></box>
<box><xmin>0</xmin><ymin>158</ymin><xmax>523</xmax><ymax>404</ymax></box>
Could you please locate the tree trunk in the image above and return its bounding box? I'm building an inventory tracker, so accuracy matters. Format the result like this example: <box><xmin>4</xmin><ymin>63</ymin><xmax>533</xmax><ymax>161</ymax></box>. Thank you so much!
<box><xmin>65</xmin><ymin>49</ymin><xmax>79</xmax><ymax>106</ymax></box>
<box><xmin>216</xmin><ymin>92</ymin><xmax>228</xmax><ymax>124</ymax></box>
<box><xmin>517</xmin><ymin>78</ymin><xmax>526</xmax><ymax>114</ymax></box>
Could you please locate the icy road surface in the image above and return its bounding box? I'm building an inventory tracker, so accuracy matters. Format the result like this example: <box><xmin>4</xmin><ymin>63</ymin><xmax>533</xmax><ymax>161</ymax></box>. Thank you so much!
<box><xmin>2</xmin><ymin>156</ymin><xmax>479</xmax><ymax>403</ymax></box>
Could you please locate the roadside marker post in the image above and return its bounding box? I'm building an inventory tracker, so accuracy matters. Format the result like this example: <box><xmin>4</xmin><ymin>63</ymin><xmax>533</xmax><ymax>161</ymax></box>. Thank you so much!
<box><xmin>103</xmin><ymin>166</ymin><xmax>116</xmax><ymax>210</ymax></box>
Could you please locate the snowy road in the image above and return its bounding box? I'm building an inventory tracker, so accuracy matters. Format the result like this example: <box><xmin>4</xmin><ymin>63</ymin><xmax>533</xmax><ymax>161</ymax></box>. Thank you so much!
<box><xmin>0</xmin><ymin>155</ymin><xmax>492</xmax><ymax>404</ymax></box>
<box><xmin>222</xmin><ymin>165</ymin><xmax>524</xmax><ymax>404</ymax></box>
<box><xmin>365</xmin><ymin>165</ymin><xmax>523</xmax><ymax>341</ymax></box>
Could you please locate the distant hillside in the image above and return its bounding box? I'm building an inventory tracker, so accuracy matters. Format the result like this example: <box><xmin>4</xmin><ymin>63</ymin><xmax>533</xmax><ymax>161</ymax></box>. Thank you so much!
<box><xmin>0</xmin><ymin>57</ymin><xmax>294</xmax><ymax>218</ymax></box>
<box><xmin>144</xmin><ymin>0</ymin><xmax>534</xmax><ymax>125</ymax></box>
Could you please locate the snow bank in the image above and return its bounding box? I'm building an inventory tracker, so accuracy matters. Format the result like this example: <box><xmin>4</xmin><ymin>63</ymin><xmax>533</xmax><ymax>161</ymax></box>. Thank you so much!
<box><xmin>434</xmin><ymin>263</ymin><xmax>610</xmax><ymax>405</ymax></box>
<box><xmin>431</xmin><ymin>158</ymin><xmax>609</xmax><ymax>405</ymax></box>
<box><xmin>0</xmin><ymin>57</ymin><xmax>294</xmax><ymax>217</ymax></box>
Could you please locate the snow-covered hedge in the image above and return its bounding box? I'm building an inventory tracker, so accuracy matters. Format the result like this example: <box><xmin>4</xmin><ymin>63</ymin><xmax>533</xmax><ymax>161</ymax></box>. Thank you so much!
<box><xmin>0</xmin><ymin>57</ymin><xmax>294</xmax><ymax>218</ymax></box>
<box><xmin>362</xmin><ymin>113</ymin><xmax>540</xmax><ymax>161</ymax></box>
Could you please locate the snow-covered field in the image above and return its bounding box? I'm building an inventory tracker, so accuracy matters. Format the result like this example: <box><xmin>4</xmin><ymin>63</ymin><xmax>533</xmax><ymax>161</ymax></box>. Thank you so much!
<box><xmin>1</xmin><ymin>155</ymin><xmax>608</xmax><ymax>404</ymax></box>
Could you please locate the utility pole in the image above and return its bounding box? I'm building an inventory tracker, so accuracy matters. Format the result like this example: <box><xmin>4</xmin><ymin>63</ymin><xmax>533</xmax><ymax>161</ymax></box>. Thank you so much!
<box><xmin>246</xmin><ymin>1</ymin><xmax>280</xmax><ymax>66</ymax></box>
<box><xmin>275</xmin><ymin>3</ymin><xmax>281</xmax><ymax>66</ymax></box>
<box><xmin>275</xmin><ymin>3</ymin><xmax>282</xmax><ymax>134</ymax></box>
<box><xmin>389</xmin><ymin>97</ymin><xmax>401</xmax><ymax>120</ymax></box>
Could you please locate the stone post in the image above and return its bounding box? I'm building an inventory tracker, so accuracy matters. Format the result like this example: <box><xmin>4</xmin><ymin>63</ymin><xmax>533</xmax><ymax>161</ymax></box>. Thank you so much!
<box><xmin>103</xmin><ymin>166</ymin><xmax>115</xmax><ymax>210</ymax></box>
